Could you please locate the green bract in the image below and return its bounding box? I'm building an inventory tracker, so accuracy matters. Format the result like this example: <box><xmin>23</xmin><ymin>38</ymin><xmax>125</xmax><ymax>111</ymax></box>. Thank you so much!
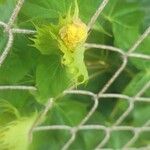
<box><xmin>0</xmin><ymin>100</ymin><xmax>37</xmax><ymax>150</ymax></box>
<box><xmin>32</xmin><ymin>0</ymin><xmax>88</xmax><ymax>84</ymax></box>
<box><xmin>0</xmin><ymin>116</ymin><xmax>37</xmax><ymax>150</ymax></box>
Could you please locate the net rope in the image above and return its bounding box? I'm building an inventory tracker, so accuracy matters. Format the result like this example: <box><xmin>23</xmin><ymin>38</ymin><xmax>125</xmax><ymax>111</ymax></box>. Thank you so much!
<box><xmin>0</xmin><ymin>0</ymin><xmax>150</xmax><ymax>149</ymax></box>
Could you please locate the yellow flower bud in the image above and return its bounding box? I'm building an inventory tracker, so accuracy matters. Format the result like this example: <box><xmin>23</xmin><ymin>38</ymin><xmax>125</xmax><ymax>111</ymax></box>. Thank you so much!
<box><xmin>59</xmin><ymin>19</ymin><xmax>88</xmax><ymax>50</ymax></box>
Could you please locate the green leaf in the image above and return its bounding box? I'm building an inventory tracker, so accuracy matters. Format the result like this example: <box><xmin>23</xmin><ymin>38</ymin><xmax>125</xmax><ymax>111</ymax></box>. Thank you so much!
<box><xmin>0</xmin><ymin>0</ymin><xmax>16</xmax><ymax>22</ymax></box>
<box><xmin>34</xmin><ymin>55</ymin><xmax>71</xmax><ymax>103</ymax></box>
<box><xmin>57</xmin><ymin>97</ymin><xmax>88</xmax><ymax>125</ymax></box>
<box><xmin>111</xmin><ymin>1</ymin><xmax>143</xmax><ymax>26</ymax></box>
<box><xmin>123</xmin><ymin>71</ymin><xmax>150</xmax><ymax>96</ymax></box>
<box><xmin>30</xmin><ymin>97</ymin><xmax>88</xmax><ymax>150</ymax></box>
<box><xmin>130</xmin><ymin>36</ymin><xmax>150</xmax><ymax>70</ymax></box>
<box><xmin>111</xmin><ymin>71</ymin><xmax>150</xmax><ymax>121</ymax></box>
<box><xmin>30</xmin><ymin>104</ymin><xmax>71</xmax><ymax>150</ymax></box>
<box><xmin>0</xmin><ymin>90</ymin><xmax>40</xmax><ymax>117</ymax></box>
<box><xmin>0</xmin><ymin>52</ymin><xmax>31</xmax><ymax>83</ymax></box>
<box><xmin>77</xmin><ymin>0</ymin><xmax>112</xmax><ymax>36</ymax></box>
<box><xmin>107</xmin><ymin>131</ymin><xmax>132</xmax><ymax>149</ymax></box>
<box><xmin>141</xmin><ymin>0</ymin><xmax>150</xmax><ymax>29</ymax></box>
<box><xmin>111</xmin><ymin>1</ymin><xmax>143</xmax><ymax>50</ymax></box>
<box><xmin>133</xmin><ymin>103</ymin><xmax>150</xmax><ymax>126</ymax></box>
<box><xmin>21</xmin><ymin>2</ymin><xmax>58</xmax><ymax>20</ymax></box>
<box><xmin>0</xmin><ymin>35</ymin><xmax>39</xmax><ymax>84</ymax></box>
<box><xmin>113</xmin><ymin>23</ymin><xmax>140</xmax><ymax>50</ymax></box>
<box><xmin>19</xmin><ymin>0</ymin><xmax>72</xmax><ymax>25</ymax></box>
<box><xmin>0</xmin><ymin>29</ymin><xmax>7</xmax><ymax>53</ymax></box>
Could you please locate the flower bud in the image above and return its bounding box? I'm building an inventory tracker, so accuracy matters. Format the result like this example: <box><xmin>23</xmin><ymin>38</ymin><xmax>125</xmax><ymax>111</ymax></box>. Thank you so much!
<box><xmin>59</xmin><ymin>19</ymin><xmax>88</xmax><ymax>50</ymax></box>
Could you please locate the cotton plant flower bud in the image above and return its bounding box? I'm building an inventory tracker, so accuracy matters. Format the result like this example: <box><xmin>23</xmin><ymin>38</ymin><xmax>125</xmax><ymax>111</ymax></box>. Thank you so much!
<box><xmin>59</xmin><ymin>19</ymin><xmax>88</xmax><ymax>50</ymax></box>
<box><xmin>58</xmin><ymin>16</ymin><xmax>88</xmax><ymax>84</ymax></box>
<box><xmin>33</xmin><ymin>0</ymin><xmax>89</xmax><ymax>84</ymax></box>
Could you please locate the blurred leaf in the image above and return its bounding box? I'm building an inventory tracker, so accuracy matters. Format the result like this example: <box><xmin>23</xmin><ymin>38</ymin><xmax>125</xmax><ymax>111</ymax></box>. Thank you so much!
<box><xmin>113</xmin><ymin>23</ymin><xmax>140</xmax><ymax>50</ymax></box>
<box><xmin>107</xmin><ymin>131</ymin><xmax>132</xmax><ymax>148</ymax></box>
<box><xmin>133</xmin><ymin>131</ymin><xmax>150</xmax><ymax>147</ymax></box>
<box><xmin>0</xmin><ymin>29</ymin><xmax>7</xmax><ymax>53</ymax></box>
<box><xmin>21</xmin><ymin>2</ymin><xmax>58</xmax><ymax>20</ymax></box>
<box><xmin>111</xmin><ymin>1</ymin><xmax>143</xmax><ymax>50</ymax></box>
<box><xmin>0</xmin><ymin>35</ymin><xmax>39</xmax><ymax>84</ymax></box>
<box><xmin>0</xmin><ymin>90</ymin><xmax>39</xmax><ymax>116</ymax></box>
<box><xmin>112</xmin><ymin>71</ymin><xmax>150</xmax><ymax>122</ymax></box>
<box><xmin>140</xmin><ymin>0</ymin><xmax>150</xmax><ymax>29</ymax></box>
<box><xmin>0</xmin><ymin>0</ymin><xmax>16</xmax><ymax>22</ymax></box>
<box><xmin>123</xmin><ymin>71</ymin><xmax>150</xmax><ymax>96</ymax></box>
<box><xmin>19</xmin><ymin>0</ymin><xmax>72</xmax><ymax>24</ymax></box>
<box><xmin>57</xmin><ymin>97</ymin><xmax>88</xmax><ymax>125</ymax></box>
<box><xmin>130</xmin><ymin>36</ymin><xmax>150</xmax><ymax>70</ymax></box>
<box><xmin>133</xmin><ymin>103</ymin><xmax>150</xmax><ymax>126</ymax></box>
<box><xmin>112</xmin><ymin>1</ymin><xmax>143</xmax><ymax>26</ymax></box>
<box><xmin>30</xmin><ymin>103</ymin><xmax>72</xmax><ymax>150</ymax></box>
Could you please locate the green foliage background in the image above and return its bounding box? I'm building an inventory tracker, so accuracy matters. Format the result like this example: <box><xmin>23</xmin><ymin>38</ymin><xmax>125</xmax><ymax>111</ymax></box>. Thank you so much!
<box><xmin>0</xmin><ymin>0</ymin><xmax>150</xmax><ymax>149</ymax></box>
